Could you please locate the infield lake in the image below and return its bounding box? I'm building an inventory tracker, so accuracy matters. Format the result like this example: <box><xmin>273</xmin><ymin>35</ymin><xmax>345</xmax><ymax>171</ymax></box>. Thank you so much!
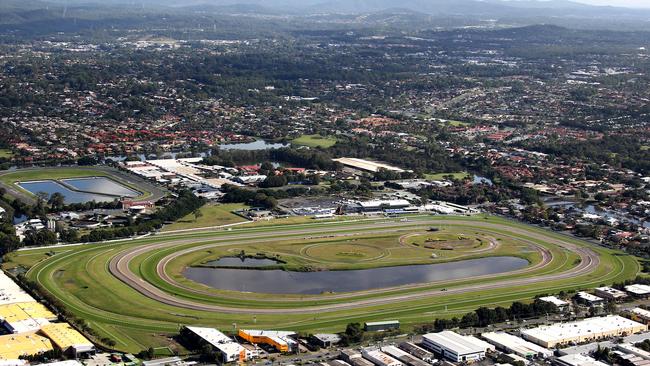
<box><xmin>183</xmin><ymin>256</ymin><xmax>529</xmax><ymax>295</ymax></box>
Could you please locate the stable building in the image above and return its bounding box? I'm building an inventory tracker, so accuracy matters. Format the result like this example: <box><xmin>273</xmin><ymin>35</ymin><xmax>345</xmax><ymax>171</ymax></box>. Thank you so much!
<box><xmin>182</xmin><ymin>326</ymin><xmax>255</xmax><ymax>363</ymax></box>
<box><xmin>238</xmin><ymin>329</ymin><xmax>297</xmax><ymax>353</ymax></box>
<box><xmin>364</xmin><ymin>321</ymin><xmax>400</xmax><ymax>332</ymax></box>
<box><xmin>521</xmin><ymin>315</ymin><xmax>647</xmax><ymax>348</ymax></box>
<box><xmin>422</xmin><ymin>331</ymin><xmax>494</xmax><ymax>363</ymax></box>
<box><xmin>39</xmin><ymin>323</ymin><xmax>95</xmax><ymax>358</ymax></box>
<box><xmin>481</xmin><ymin>332</ymin><xmax>552</xmax><ymax>359</ymax></box>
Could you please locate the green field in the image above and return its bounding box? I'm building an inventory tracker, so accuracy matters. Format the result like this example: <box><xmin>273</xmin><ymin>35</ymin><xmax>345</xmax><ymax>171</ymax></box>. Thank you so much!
<box><xmin>425</xmin><ymin>172</ymin><xmax>471</xmax><ymax>180</ymax></box>
<box><xmin>0</xmin><ymin>149</ymin><xmax>13</xmax><ymax>159</ymax></box>
<box><xmin>3</xmin><ymin>215</ymin><xmax>639</xmax><ymax>353</ymax></box>
<box><xmin>161</xmin><ymin>204</ymin><xmax>249</xmax><ymax>232</ymax></box>
<box><xmin>292</xmin><ymin>134</ymin><xmax>338</xmax><ymax>148</ymax></box>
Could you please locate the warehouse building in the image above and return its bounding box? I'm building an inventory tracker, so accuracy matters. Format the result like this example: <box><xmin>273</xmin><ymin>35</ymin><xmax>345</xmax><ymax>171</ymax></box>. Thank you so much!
<box><xmin>238</xmin><ymin>329</ymin><xmax>297</xmax><ymax>353</ymax></box>
<box><xmin>333</xmin><ymin>158</ymin><xmax>405</xmax><ymax>173</ymax></box>
<box><xmin>322</xmin><ymin>361</ymin><xmax>352</xmax><ymax>366</ymax></box>
<box><xmin>481</xmin><ymin>332</ymin><xmax>552</xmax><ymax>359</ymax></box>
<box><xmin>362</xmin><ymin>348</ymin><xmax>403</xmax><ymax>366</ymax></box>
<box><xmin>0</xmin><ymin>302</ymin><xmax>56</xmax><ymax>334</ymax></box>
<box><xmin>0</xmin><ymin>332</ymin><xmax>54</xmax><ymax>360</ymax></box>
<box><xmin>554</xmin><ymin>354</ymin><xmax>607</xmax><ymax>366</ymax></box>
<box><xmin>381</xmin><ymin>346</ymin><xmax>430</xmax><ymax>366</ymax></box>
<box><xmin>626</xmin><ymin>284</ymin><xmax>650</xmax><ymax>298</ymax></box>
<box><xmin>310</xmin><ymin>334</ymin><xmax>341</xmax><ymax>348</ymax></box>
<box><xmin>39</xmin><ymin>323</ymin><xmax>95</xmax><ymax>358</ymax></box>
<box><xmin>0</xmin><ymin>272</ymin><xmax>35</xmax><ymax>306</ymax></box>
<box><xmin>521</xmin><ymin>315</ymin><xmax>647</xmax><ymax>348</ymax></box>
<box><xmin>182</xmin><ymin>326</ymin><xmax>256</xmax><ymax>363</ymax></box>
<box><xmin>364</xmin><ymin>321</ymin><xmax>400</xmax><ymax>332</ymax></box>
<box><xmin>594</xmin><ymin>287</ymin><xmax>628</xmax><ymax>301</ymax></box>
<box><xmin>422</xmin><ymin>331</ymin><xmax>494</xmax><ymax>363</ymax></box>
<box><xmin>397</xmin><ymin>342</ymin><xmax>435</xmax><ymax>364</ymax></box>
<box><xmin>341</xmin><ymin>350</ymin><xmax>376</xmax><ymax>366</ymax></box>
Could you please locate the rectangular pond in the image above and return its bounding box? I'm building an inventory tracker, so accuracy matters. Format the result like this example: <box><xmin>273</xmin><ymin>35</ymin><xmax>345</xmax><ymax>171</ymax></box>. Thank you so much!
<box><xmin>18</xmin><ymin>180</ymin><xmax>120</xmax><ymax>204</ymax></box>
<box><xmin>183</xmin><ymin>256</ymin><xmax>529</xmax><ymax>295</ymax></box>
<box><xmin>62</xmin><ymin>177</ymin><xmax>139</xmax><ymax>197</ymax></box>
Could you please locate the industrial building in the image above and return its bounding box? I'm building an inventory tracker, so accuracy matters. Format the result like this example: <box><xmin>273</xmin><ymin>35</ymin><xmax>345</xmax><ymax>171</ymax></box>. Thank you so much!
<box><xmin>0</xmin><ymin>332</ymin><xmax>54</xmax><ymax>360</ymax></box>
<box><xmin>554</xmin><ymin>354</ymin><xmax>608</xmax><ymax>366</ymax></box>
<box><xmin>0</xmin><ymin>302</ymin><xmax>56</xmax><ymax>334</ymax></box>
<box><xmin>481</xmin><ymin>332</ymin><xmax>552</xmax><ymax>359</ymax></box>
<box><xmin>182</xmin><ymin>326</ymin><xmax>256</xmax><ymax>363</ymax></box>
<box><xmin>238</xmin><ymin>329</ymin><xmax>297</xmax><ymax>353</ymax></box>
<box><xmin>0</xmin><ymin>272</ymin><xmax>35</xmax><ymax>306</ymax></box>
<box><xmin>626</xmin><ymin>284</ymin><xmax>650</xmax><ymax>298</ymax></box>
<box><xmin>333</xmin><ymin>158</ymin><xmax>405</xmax><ymax>173</ymax></box>
<box><xmin>381</xmin><ymin>346</ymin><xmax>431</xmax><ymax>366</ymax></box>
<box><xmin>630</xmin><ymin>308</ymin><xmax>650</xmax><ymax>325</ymax></box>
<box><xmin>538</xmin><ymin>296</ymin><xmax>570</xmax><ymax>311</ymax></box>
<box><xmin>364</xmin><ymin>321</ymin><xmax>400</xmax><ymax>332</ymax></box>
<box><xmin>362</xmin><ymin>348</ymin><xmax>404</xmax><ymax>366</ymax></box>
<box><xmin>341</xmin><ymin>350</ymin><xmax>376</xmax><ymax>366</ymax></box>
<box><xmin>310</xmin><ymin>334</ymin><xmax>341</xmax><ymax>348</ymax></box>
<box><xmin>594</xmin><ymin>287</ymin><xmax>628</xmax><ymax>301</ymax></box>
<box><xmin>322</xmin><ymin>361</ymin><xmax>352</xmax><ymax>366</ymax></box>
<box><xmin>422</xmin><ymin>331</ymin><xmax>494</xmax><ymax>363</ymax></box>
<box><xmin>397</xmin><ymin>342</ymin><xmax>435</xmax><ymax>364</ymax></box>
<box><xmin>521</xmin><ymin>315</ymin><xmax>647</xmax><ymax>348</ymax></box>
<box><xmin>575</xmin><ymin>292</ymin><xmax>605</xmax><ymax>307</ymax></box>
<box><xmin>39</xmin><ymin>323</ymin><xmax>95</xmax><ymax>358</ymax></box>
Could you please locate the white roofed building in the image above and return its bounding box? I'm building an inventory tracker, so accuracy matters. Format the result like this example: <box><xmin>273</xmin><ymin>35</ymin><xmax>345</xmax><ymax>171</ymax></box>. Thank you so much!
<box><xmin>183</xmin><ymin>326</ymin><xmax>257</xmax><ymax>363</ymax></box>
<box><xmin>481</xmin><ymin>332</ymin><xmax>552</xmax><ymax>359</ymax></box>
<box><xmin>422</xmin><ymin>331</ymin><xmax>494</xmax><ymax>362</ymax></box>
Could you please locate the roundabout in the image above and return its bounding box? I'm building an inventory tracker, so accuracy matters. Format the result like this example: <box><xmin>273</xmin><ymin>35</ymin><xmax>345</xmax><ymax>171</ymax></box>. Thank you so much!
<box><xmin>5</xmin><ymin>215</ymin><xmax>640</xmax><ymax>352</ymax></box>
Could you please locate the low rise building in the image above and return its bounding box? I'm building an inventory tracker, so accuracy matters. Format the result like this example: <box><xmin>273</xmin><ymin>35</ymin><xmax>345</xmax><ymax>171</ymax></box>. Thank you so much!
<box><xmin>481</xmin><ymin>332</ymin><xmax>552</xmax><ymax>359</ymax></box>
<box><xmin>0</xmin><ymin>302</ymin><xmax>56</xmax><ymax>334</ymax></box>
<box><xmin>362</xmin><ymin>348</ymin><xmax>403</xmax><ymax>366</ymax></box>
<box><xmin>422</xmin><ymin>331</ymin><xmax>494</xmax><ymax>362</ymax></box>
<box><xmin>521</xmin><ymin>316</ymin><xmax>647</xmax><ymax>348</ymax></box>
<box><xmin>182</xmin><ymin>326</ymin><xmax>255</xmax><ymax>363</ymax></box>
<box><xmin>0</xmin><ymin>332</ymin><xmax>54</xmax><ymax>360</ymax></box>
<box><xmin>397</xmin><ymin>342</ymin><xmax>435</xmax><ymax>364</ymax></box>
<box><xmin>538</xmin><ymin>296</ymin><xmax>570</xmax><ymax>311</ymax></box>
<box><xmin>39</xmin><ymin>323</ymin><xmax>95</xmax><ymax>358</ymax></box>
<box><xmin>381</xmin><ymin>346</ymin><xmax>431</xmax><ymax>366</ymax></box>
<box><xmin>238</xmin><ymin>329</ymin><xmax>297</xmax><ymax>353</ymax></box>
<box><xmin>310</xmin><ymin>334</ymin><xmax>341</xmax><ymax>348</ymax></box>
<box><xmin>364</xmin><ymin>321</ymin><xmax>400</xmax><ymax>332</ymax></box>
<box><xmin>554</xmin><ymin>354</ymin><xmax>608</xmax><ymax>366</ymax></box>
<box><xmin>594</xmin><ymin>287</ymin><xmax>628</xmax><ymax>301</ymax></box>
<box><xmin>575</xmin><ymin>292</ymin><xmax>605</xmax><ymax>307</ymax></box>
<box><xmin>630</xmin><ymin>307</ymin><xmax>650</xmax><ymax>325</ymax></box>
<box><xmin>626</xmin><ymin>284</ymin><xmax>650</xmax><ymax>298</ymax></box>
<box><xmin>0</xmin><ymin>272</ymin><xmax>36</xmax><ymax>306</ymax></box>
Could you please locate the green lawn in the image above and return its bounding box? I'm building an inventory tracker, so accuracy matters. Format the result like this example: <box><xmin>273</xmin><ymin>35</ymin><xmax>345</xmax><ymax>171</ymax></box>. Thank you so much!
<box><xmin>161</xmin><ymin>204</ymin><xmax>249</xmax><ymax>232</ymax></box>
<box><xmin>425</xmin><ymin>172</ymin><xmax>471</xmax><ymax>180</ymax></box>
<box><xmin>0</xmin><ymin>149</ymin><xmax>13</xmax><ymax>159</ymax></box>
<box><xmin>292</xmin><ymin>134</ymin><xmax>338</xmax><ymax>148</ymax></box>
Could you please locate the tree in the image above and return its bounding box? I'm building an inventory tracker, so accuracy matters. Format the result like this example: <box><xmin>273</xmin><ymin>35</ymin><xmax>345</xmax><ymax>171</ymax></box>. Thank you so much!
<box><xmin>340</xmin><ymin>322</ymin><xmax>364</xmax><ymax>345</ymax></box>
<box><xmin>193</xmin><ymin>208</ymin><xmax>203</xmax><ymax>222</ymax></box>
<box><xmin>48</xmin><ymin>192</ymin><xmax>65</xmax><ymax>210</ymax></box>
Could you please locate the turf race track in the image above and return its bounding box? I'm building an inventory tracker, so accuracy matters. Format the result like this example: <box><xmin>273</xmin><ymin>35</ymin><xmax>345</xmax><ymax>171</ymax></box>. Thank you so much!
<box><xmin>10</xmin><ymin>215</ymin><xmax>640</xmax><ymax>353</ymax></box>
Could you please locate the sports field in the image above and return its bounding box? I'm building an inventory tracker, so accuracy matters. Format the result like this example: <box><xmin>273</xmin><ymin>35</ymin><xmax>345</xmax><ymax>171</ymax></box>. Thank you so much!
<box><xmin>425</xmin><ymin>172</ymin><xmax>471</xmax><ymax>180</ymax></box>
<box><xmin>0</xmin><ymin>149</ymin><xmax>13</xmax><ymax>159</ymax></box>
<box><xmin>161</xmin><ymin>204</ymin><xmax>249</xmax><ymax>232</ymax></box>
<box><xmin>292</xmin><ymin>134</ymin><xmax>338</xmax><ymax>148</ymax></box>
<box><xmin>3</xmin><ymin>215</ymin><xmax>640</xmax><ymax>353</ymax></box>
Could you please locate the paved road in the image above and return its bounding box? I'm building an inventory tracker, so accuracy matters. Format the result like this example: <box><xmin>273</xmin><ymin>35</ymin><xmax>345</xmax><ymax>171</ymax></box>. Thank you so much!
<box><xmin>107</xmin><ymin>219</ymin><xmax>602</xmax><ymax>314</ymax></box>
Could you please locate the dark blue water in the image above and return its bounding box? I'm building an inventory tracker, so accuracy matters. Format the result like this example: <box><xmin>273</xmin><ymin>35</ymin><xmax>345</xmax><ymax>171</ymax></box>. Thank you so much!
<box><xmin>218</xmin><ymin>140</ymin><xmax>288</xmax><ymax>151</ymax></box>
<box><xmin>184</xmin><ymin>256</ymin><xmax>529</xmax><ymax>295</ymax></box>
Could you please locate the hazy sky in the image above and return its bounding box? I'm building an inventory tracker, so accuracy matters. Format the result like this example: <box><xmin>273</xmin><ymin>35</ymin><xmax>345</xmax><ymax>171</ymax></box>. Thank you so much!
<box><xmin>573</xmin><ymin>0</ymin><xmax>650</xmax><ymax>7</ymax></box>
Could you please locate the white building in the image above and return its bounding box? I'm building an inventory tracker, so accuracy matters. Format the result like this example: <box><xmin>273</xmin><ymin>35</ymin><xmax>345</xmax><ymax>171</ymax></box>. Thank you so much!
<box><xmin>381</xmin><ymin>346</ymin><xmax>431</xmax><ymax>366</ymax></box>
<box><xmin>0</xmin><ymin>272</ymin><xmax>35</xmax><ymax>306</ymax></box>
<box><xmin>521</xmin><ymin>316</ymin><xmax>647</xmax><ymax>348</ymax></box>
<box><xmin>538</xmin><ymin>296</ymin><xmax>570</xmax><ymax>311</ymax></box>
<box><xmin>481</xmin><ymin>332</ymin><xmax>552</xmax><ymax>359</ymax></box>
<box><xmin>626</xmin><ymin>284</ymin><xmax>650</xmax><ymax>298</ymax></box>
<box><xmin>594</xmin><ymin>287</ymin><xmax>627</xmax><ymax>301</ymax></box>
<box><xmin>184</xmin><ymin>327</ymin><xmax>256</xmax><ymax>363</ymax></box>
<box><xmin>362</xmin><ymin>348</ymin><xmax>403</xmax><ymax>366</ymax></box>
<box><xmin>555</xmin><ymin>354</ymin><xmax>608</xmax><ymax>366</ymax></box>
<box><xmin>576</xmin><ymin>292</ymin><xmax>604</xmax><ymax>307</ymax></box>
<box><xmin>422</xmin><ymin>331</ymin><xmax>494</xmax><ymax>362</ymax></box>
